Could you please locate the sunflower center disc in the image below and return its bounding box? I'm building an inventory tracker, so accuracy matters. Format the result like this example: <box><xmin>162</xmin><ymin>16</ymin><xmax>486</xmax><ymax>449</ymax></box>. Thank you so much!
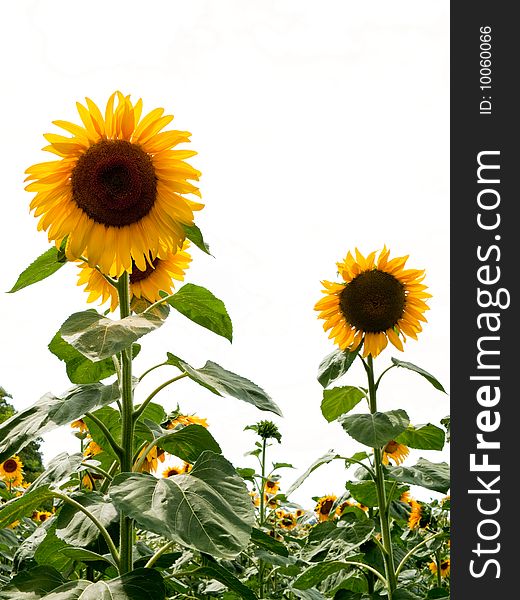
<box><xmin>339</xmin><ymin>269</ymin><xmax>406</xmax><ymax>332</ymax></box>
<box><xmin>129</xmin><ymin>257</ymin><xmax>160</xmax><ymax>283</ymax></box>
<box><xmin>3</xmin><ymin>459</ymin><xmax>18</xmax><ymax>473</ymax></box>
<box><xmin>320</xmin><ymin>500</ymin><xmax>334</xmax><ymax>515</ymax></box>
<box><xmin>71</xmin><ymin>140</ymin><xmax>157</xmax><ymax>227</ymax></box>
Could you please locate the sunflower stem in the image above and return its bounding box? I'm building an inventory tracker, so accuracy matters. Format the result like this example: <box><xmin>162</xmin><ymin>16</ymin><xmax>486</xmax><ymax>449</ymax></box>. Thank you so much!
<box><xmin>133</xmin><ymin>373</ymin><xmax>188</xmax><ymax>421</ymax></box>
<box><xmin>435</xmin><ymin>548</ymin><xmax>442</xmax><ymax>588</ymax></box>
<box><xmin>117</xmin><ymin>271</ymin><xmax>134</xmax><ymax>575</ymax></box>
<box><xmin>366</xmin><ymin>355</ymin><xmax>397</xmax><ymax>598</ymax></box>
<box><xmin>258</xmin><ymin>436</ymin><xmax>268</xmax><ymax>597</ymax></box>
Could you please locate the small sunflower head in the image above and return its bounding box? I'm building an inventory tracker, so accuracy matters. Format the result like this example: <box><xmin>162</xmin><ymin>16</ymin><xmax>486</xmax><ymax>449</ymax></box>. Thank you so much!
<box><xmin>382</xmin><ymin>440</ymin><xmax>410</xmax><ymax>466</ymax></box>
<box><xmin>245</xmin><ymin>420</ymin><xmax>282</xmax><ymax>443</ymax></box>
<box><xmin>315</xmin><ymin>494</ymin><xmax>337</xmax><ymax>522</ymax></box>
<box><xmin>0</xmin><ymin>455</ymin><xmax>24</xmax><ymax>486</ymax></box>
<box><xmin>429</xmin><ymin>558</ymin><xmax>450</xmax><ymax>578</ymax></box>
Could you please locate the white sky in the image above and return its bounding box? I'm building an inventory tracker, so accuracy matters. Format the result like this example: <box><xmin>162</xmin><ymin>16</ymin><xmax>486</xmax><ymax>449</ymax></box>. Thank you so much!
<box><xmin>1</xmin><ymin>1</ymin><xmax>449</xmax><ymax>507</ymax></box>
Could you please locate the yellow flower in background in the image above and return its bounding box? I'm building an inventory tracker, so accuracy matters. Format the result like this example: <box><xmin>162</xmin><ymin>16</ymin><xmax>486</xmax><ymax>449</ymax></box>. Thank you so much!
<box><xmin>71</xmin><ymin>419</ymin><xmax>89</xmax><ymax>433</ymax></box>
<box><xmin>315</xmin><ymin>495</ymin><xmax>337</xmax><ymax>522</ymax></box>
<box><xmin>76</xmin><ymin>242</ymin><xmax>192</xmax><ymax>312</ymax></box>
<box><xmin>138</xmin><ymin>446</ymin><xmax>166</xmax><ymax>473</ymax></box>
<box><xmin>83</xmin><ymin>439</ymin><xmax>103</xmax><ymax>458</ymax></box>
<box><xmin>249</xmin><ymin>491</ymin><xmax>261</xmax><ymax>508</ymax></box>
<box><xmin>25</xmin><ymin>92</ymin><xmax>203</xmax><ymax>277</ymax></box>
<box><xmin>0</xmin><ymin>456</ymin><xmax>24</xmax><ymax>487</ymax></box>
<box><xmin>315</xmin><ymin>247</ymin><xmax>430</xmax><ymax>358</ymax></box>
<box><xmin>32</xmin><ymin>510</ymin><xmax>53</xmax><ymax>524</ymax></box>
<box><xmin>278</xmin><ymin>512</ymin><xmax>297</xmax><ymax>530</ymax></box>
<box><xmin>264</xmin><ymin>479</ymin><xmax>280</xmax><ymax>495</ymax></box>
<box><xmin>166</xmin><ymin>414</ymin><xmax>209</xmax><ymax>430</ymax></box>
<box><xmin>429</xmin><ymin>558</ymin><xmax>450</xmax><ymax>578</ymax></box>
<box><xmin>382</xmin><ymin>440</ymin><xmax>410</xmax><ymax>466</ymax></box>
<box><xmin>162</xmin><ymin>462</ymin><xmax>191</xmax><ymax>478</ymax></box>
<box><xmin>408</xmin><ymin>500</ymin><xmax>423</xmax><ymax>530</ymax></box>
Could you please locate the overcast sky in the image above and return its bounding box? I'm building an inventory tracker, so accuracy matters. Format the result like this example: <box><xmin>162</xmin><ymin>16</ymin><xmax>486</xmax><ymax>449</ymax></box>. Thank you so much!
<box><xmin>1</xmin><ymin>0</ymin><xmax>449</xmax><ymax>507</ymax></box>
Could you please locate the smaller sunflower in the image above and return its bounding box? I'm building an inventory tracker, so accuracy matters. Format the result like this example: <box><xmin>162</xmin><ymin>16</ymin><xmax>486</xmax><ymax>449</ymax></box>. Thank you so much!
<box><xmin>32</xmin><ymin>510</ymin><xmax>53</xmax><ymax>524</ymax></box>
<box><xmin>83</xmin><ymin>439</ymin><xmax>103</xmax><ymax>458</ymax></box>
<box><xmin>138</xmin><ymin>446</ymin><xmax>166</xmax><ymax>473</ymax></box>
<box><xmin>166</xmin><ymin>413</ymin><xmax>208</xmax><ymax>430</ymax></box>
<box><xmin>71</xmin><ymin>419</ymin><xmax>89</xmax><ymax>433</ymax></box>
<box><xmin>295</xmin><ymin>508</ymin><xmax>305</xmax><ymax>518</ymax></box>
<box><xmin>315</xmin><ymin>494</ymin><xmax>337</xmax><ymax>522</ymax></box>
<box><xmin>0</xmin><ymin>456</ymin><xmax>24</xmax><ymax>487</ymax></box>
<box><xmin>249</xmin><ymin>491</ymin><xmax>261</xmax><ymax>508</ymax></box>
<box><xmin>382</xmin><ymin>440</ymin><xmax>410</xmax><ymax>466</ymax></box>
<box><xmin>7</xmin><ymin>520</ymin><xmax>20</xmax><ymax>529</ymax></box>
<box><xmin>163</xmin><ymin>462</ymin><xmax>191</xmax><ymax>478</ymax></box>
<box><xmin>429</xmin><ymin>558</ymin><xmax>450</xmax><ymax>578</ymax></box>
<box><xmin>266</xmin><ymin>496</ymin><xmax>280</xmax><ymax>509</ymax></box>
<box><xmin>76</xmin><ymin>242</ymin><xmax>192</xmax><ymax>312</ymax></box>
<box><xmin>264</xmin><ymin>479</ymin><xmax>280</xmax><ymax>495</ymax></box>
<box><xmin>278</xmin><ymin>512</ymin><xmax>297</xmax><ymax>530</ymax></box>
<box><xmin>408</xmin><ymin>500</ymin><xmax>430</xmax><ymax>530</ymax></box>
<box><xmin>315</xmin><ymin>247</ymin><xmax>430</xmax><ymax>358</ymax></box>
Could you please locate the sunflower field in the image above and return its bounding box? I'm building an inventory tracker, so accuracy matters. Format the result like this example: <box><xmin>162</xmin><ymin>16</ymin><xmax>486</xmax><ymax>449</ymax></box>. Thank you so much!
<box><xmin>0</xmin><ymin>92</ymin><xmax>450</xmax><ymax>600</ymax></box>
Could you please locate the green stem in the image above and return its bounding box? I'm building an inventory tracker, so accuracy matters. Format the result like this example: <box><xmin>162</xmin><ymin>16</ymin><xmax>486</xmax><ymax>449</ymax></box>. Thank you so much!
<box><xmin>258</xmin><ymin>437</ymin><xmax>268</xmax><ymax>597</ymax></box>
<box><xmin>339</xmin><ymin>561</ymin><xmax>388</xmax><ymax>586</ymax></box>
<box><xmin>53</xmin><ymin>492</ymin><xmax>120</xmax><ymax>570</ymax></box>
<box><xmin>435</xmin><ymin>549</ymin><xmax>442</xmax><ymax>587</ymax></box>
<box><xmin>374</xmin><ymin>364</ymin><xmax>396</xmax><ymax>390</ymax></box>
<box><xmin>133</xmin><ymin>373</ymin><xmax>188</xmax><ymax>421</ymax></box>
<box><xmin>117</xmin><ymin>272</ymin><xmax>134</xmax><ymax>575</ymax></box>
<box><xmin>366</xmin><ymin>355</ymin><xmax>397</xmax><ymax>598</ymax></box>
<box><xmin>395</xmin><ymin>532</ymin><xmax>444</xmax><ymax>576</ymax></box>
<box><xmin>85</xmin><ymin>412</ymin><xmax>123</xmax><ymax>459</ymax></box>
<box><xmin>142</xmin><ymin>292</ymin><xmax>177</xmax><ymax>314</ymax></box>
<box><xmin>81</xmin><ymin>462</ymin><xmax>114</xmax><ymax>482</ymax></box>
<box><xmin>138</xmin><ymin>361</ymin><xmax>168</xmax><ymax>382</ymax></box>
<box><xmin>99</xmin><ymin>460</ymin><xmax>119</xmax><ymax>494</ymax></box>
<box><xmin>144</xmin><ymin>540</ymin><xmax>174</xmax><ymax>569</ymax></box>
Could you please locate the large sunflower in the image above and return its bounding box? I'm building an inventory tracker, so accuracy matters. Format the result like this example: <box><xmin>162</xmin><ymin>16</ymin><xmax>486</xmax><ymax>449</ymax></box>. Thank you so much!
<box><xmin>0</xmin><ymin>456</ymin><xmax>24</xmax><ymax>487</ymax></box>
<box><xmin>25</xmin><ymin>92</ymin><xmax>203</xmax><ymax>276</ymax></box>
<box><xmin>315</xmin><ymin>247</ymin><xmax>430</xmax><ymax>358</ymax></box>
<box><xmin>77</xmin><ymin>241</ymin><xmax>192</xmax><ymax>311</ymax></box>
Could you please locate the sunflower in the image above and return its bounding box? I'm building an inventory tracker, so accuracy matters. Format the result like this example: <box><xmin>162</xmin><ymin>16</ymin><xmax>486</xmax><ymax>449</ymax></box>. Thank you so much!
<box><xmin>264</xmin><ymin>479</ymin><xmax>280</xmax><ymax>495</ymax></box>
<box><xmin>408</xmin><ymin>500</ymin><xmax>430</xmax><ymax>530</ymax></box>
<box><xmin>32</xmin><ymin>510</ymin><xmax>53</xmax><ymax>524</ymax></box>
<box><xmin>382</xmin><ymin>440</ymin><xmax>410</xmax><ymax>466</ymax></box>
<box><xmin>315</xmin><ymin>494</ymin><xmax>337</xmax><ymax>522</ymax></box>
<box><xmin>71</xmin><ymin>419</ymin><xmax>89</xmax><ymax>433</ymax></box>
<box><xmin>83</xmin><ymin>439</ymin><xmax>103</xmax><ymax>458</ymax></box>
<box><xmin>249</xmin><ymin>491</ymin><xmax>261</xmax><ymax>508</ymax></box>
<box><xmin>138</xmin><ymin>446</ymin><xmax>166</xmax><ymax>473</ymax></box>
<box><xmin>163</xmin><ymin>462</ymin><xmax>191</xmax><ymax>478</ymax></box>
<box><xmin>315</xmin><ymin>247</ymin><xmax>430</xmax><ymax>358</ymax></box>
<box><xmin>429</xmin><ymin>558</ymin><xmax>450</xmax><ymax>578</ymax></box>
<box><xmin>166</xmin><ymin>414</ymin><xmax>209</xmax><ymax>429</ymax></box>
<box><xmin>278</xmin><ymin>512</ymin><xmax>297</xmax><ymax>530</ymax></box>
<box><xmin>0</xmin><ymin>456</ymin><xmax>24</xmax><ymax>487</ymax></box>
<box><xmin>25</xmin><ymin>92</ymin><xmax>203</xmax><ymax>277</ymax></box>
<box><xmin>77</xmin><ymin>242</ymin><xmax>192</xmax><ymax>311</ymax></box>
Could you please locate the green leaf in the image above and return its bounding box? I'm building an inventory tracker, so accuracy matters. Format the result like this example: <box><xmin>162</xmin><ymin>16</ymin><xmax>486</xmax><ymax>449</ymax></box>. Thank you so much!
<box><xmin>43</xmin><ymin>568</ymin><xmax>165</xmax><ymax>599</ymax></box>
<box><xmin>183</xmin><ymin>223</ymin><xmax>212</xmax><ymax>255</ymax></box>
<box><xmin>396</xmin><ymin>424</ymin><xmax>445</xmax><ymax>450</ymax></box>
<box><xmin>321</xmin><ymin>387</ymin><xmax>365</xmax><ymax>422</ymax></box>
<box><xmin>110</xmin><ymin>451</ymin><xmax>255</xmax><ymax>559</ymax></box>
<box><xmin>250</xmin><ymin>527</ymin><xmax>289</xmax><ymax>557</ymax></box>
<box><xmin>60</xmin><ymin>310</ymin><xmax>163</xmax><ymax>361</ymax></box>
<box><xmin>60</xmin><ymin>547</ymin><xmax>115</xmax><ymax>567</ymax></box>
<box><xmin>137</xmin><ymin>422</ymin><xmax>222</xmax><ymax>464</ymax></box>
<box><xmin>294</xmin><ymin>561</ymin><xmax>362</xmax><ymax>591</ymax></box>
<box><xmin>318</xmin><ymin>347</ymin><xmax>360</xmax><ymax>388</ymax></box>
<box><xmin>346</xmin><ymin>481</ymin><xmax>408</xmax><ymax>507</ymax></box>
<box><xmin>0</xmin><ymin>565</ymin><xmax>66</xmax><ymax>599</ymax></box>
<box><xmin>55</xmin><ymin>492</ymin><xmax>119</xmax><ymax>547</ymax></box>
<box><xmin>291</xmin><ymin>590</ymin><xmax>327</xmax><ymax>600</ymax></box>
<box><xmin>166</xmin><ymin>283</ymin><xmax>232</xmax><ymax>342</ymax></box>
<box><xmin>8</xmin><ymin>247</ymin><xmax>67</xmax><ymax>294</ymax></box>
<box><xmin>196</xmin><ymin>554</ymin><xmax>258</xmax><ymax>600</ymax></box>
<box><xmin>391</xmin><ymin>359</ymin><xmax>446</xmax><ymax>393</ymax></box>
<box><xmin>166</xmin><ymin>354</ymin><xmax>282</xmax><ymax>416</ymax></box>
<box><xmin>33</xmin><ymin>524</ymin><xmax>76</xmax><ymax>574</ymax></box>
<box><xmin>30</xmin><ymin>452</ymin><xmax>84</xmax><ymax>490</ymax></box>
<box><xmin>0</xmin><ymin>381</ymin><xmax>120</xmax><ymax>462</ymax></box>
<box><xmin>286</xmin><ymin>451</ymin><xmax>341</xmax><ymax>497</ymax></box>
<box><xmin>0</xmin><ymin>485</ymin><xmax>53</xmax><ymax>529</ymax></box>
<box><xmin>386</xmin><ymin>459</ymin><xmax>450</xmax><ymax>494</ymax></box>
<box><xmin>49</xmin><ymin>331</ymin><xmax>141</xmax><ymax>384</ymax></box>
<box><xmin>340</xmin><ymin>410</ymin><xmax>410</xmax><ymax>448</ymax></box>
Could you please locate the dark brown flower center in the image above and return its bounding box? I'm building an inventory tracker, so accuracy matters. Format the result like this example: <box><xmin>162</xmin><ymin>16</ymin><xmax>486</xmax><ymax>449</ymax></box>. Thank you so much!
<box><xmin>71</xmin><ymin>140</ymin><xmax>157</xmax><ymax>227</ymax></box>
<box><xmin>441</xmin><ymin>561</ymin><xmax>449</xmax><ymax>570</ymax></box>
<box><xmin>3</xmin><ymin>459</ymin><xmax>18</xmax><ymax>473</ymax></box>
<box><xmin>129</xmin><ymin>257</ymin><xmax>160</xmax><ymax>283</ymax></box>
<box><xmin>339</xmin><ymin>270</ymin><xmax>405</xmax><ymax>332</ymax></box>
<box><xmin>320</xmin><ymin>500</ymin><xmax>334</xmax><ymax>515</ymax></box>
<box><xmin>39</xmin><ymin>513</ymin><xmax>49</xmax><ymax>522</ymax></box>
<box><xmin>385</xmin><ymin>440</ymin><xmax>399</xmax><ymax>453</ymax></box>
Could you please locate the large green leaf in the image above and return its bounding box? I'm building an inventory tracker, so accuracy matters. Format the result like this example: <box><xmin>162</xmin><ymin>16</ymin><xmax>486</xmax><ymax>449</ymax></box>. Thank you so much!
<box><xmin>0</xmin><ymin>565</ymin><xmax>66</xmax><ymax>599</ymax></box>
<box><xmin>386</xmin><ymin>459</ymin><xmax>450</xmax><ymax>494</ymax></box>
<box><xmin>317</xmin><ymin>347</ymin><xmax>361</xmax><ymax>388</ymax></box>
<box><xmin>391</xmin><ymin>359</ymin><xmax>446</xmax><ymax>393</ymax></box>
<box><xmin>55</xmin><ymin>492</ymin><xmax>119</xmax><ymax>547</ymax></box>
<box><xmin>182</xmin><ymin>223</ymin><xmax>212</xmax><ymax>255</ymax></box>
<box><xmin>250</xmin><ymin>527</ymin><xmax>289</xmax><ymax>557</ymax></box>
<box><xmin>167</xmin><ymin>283</ymin><xmax>232</xmax><ymax>342</ymax></box>
<box><xmin>321</xmin><ymin>387</ymin><xmax>365</xmax><ymax>422</ymax></box>
<box><xmin>396</xmin><ymin>424</ymin><xmax>445</xmax><ymax>450</ymax></box>
<box><xmin>305</xmin><ymin>520</ymin><xmax>375</xmax><ymax>563</ymax></box>
<box><xmin>30</xmin><ymin>452</ymin><xmax>84</xmax><ymax>490</ymax></box>
<box><xmin>0</xmin><ymin>382</ymin><xmax>120</xmax><ymax>462</ymax></box>
<box><xmin>60</xmin><ymin>310</ymin><xmax>163</xmax><ymax>361</ymax></box>
<box><xmin>346</xmin><ymin>481</ymin><xmax>408</xmax><ymax>507</ymax></box>
<box><xmin>33</xmin><ymin>524</ymin><xmax>76</xmax><ymax>574</ymax></box>
<box><xmin>294</xmin><ymin>561</ymin><xmax>364</xmax><ymax>591</ymax></box>
<box><xmin>286</xmin><ymin>451</ymin><xmax>341</xmax><ymax>497</ymax></box>
<box><xmin>110</xmin><ymin>451</ymin><xmax>255</xmax><ymax>559</ymax></box>
<box><xmin>0</xmin><ymin>486</ymin><xmax>53</xmax><ymax>529</ymax></box>
<box><xmin>340</xmin><ymin>410</ymin><xmax>410</xmax><ymax>448</ymax></box>
<box><xmin>8</xmin><ymin>246</ymin><xmax>67</xmax><ymax>294</ymax></box>
<box><xmin>195</xmin><ymin>554</ymin><xmax>258</xmax><ymax>600</ymax></box>
<box><xmin>49</xmin><ymin>331</ymin><xmax>141</xmax><ymax>384</ymax></box>
<box><xmin>166</xmin><ymin>353</ymin><xmax>282</xmax><ymax>416</ymax></box>
<box><xmin>137</xmin><ymin>421</ymin><xmax>222</xmax><ymax>463</ymax></box>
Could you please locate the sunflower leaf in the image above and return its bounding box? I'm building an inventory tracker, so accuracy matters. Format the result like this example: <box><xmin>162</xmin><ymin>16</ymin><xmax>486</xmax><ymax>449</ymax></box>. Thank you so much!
<box><xmin>0</xmin><ymin>565</ymin><xmax>67</xmax><ymax>598</ymax></box>
<box><xmin>49</xmin><ymin>331</ymin><xmax>141</xmax><ymax>384</ymax></box>
<box><xmin>391</xmin><ymin>358</ymin><xmax>446</xmax><ymax>393</ymax></box>
<box><xmin>317</xmin><ymin>346</ymin><xmax>360</xmax><ymax>388</ymax></box>
<box><xmin>8</xmin><ymin>246</ymin><xmax>67</xmax><ymax>293</ymax></box>
<box><xmin>109</xmin><ymin>451</ymin><xmax>255</xmax><ymax>559</ymax></box>
<box><xmin>0</xmin><ymin>382</ymin><xmax>120</xmax><ymax>463</ymax></box>
<box><xmin>0</xmin><ymin>485</ymin><xmax>54</xmax><ymax>529</ymax></box>
<box><xmin>395</xmin><ymin>423</ymin><xmax>445</xmax><ymax>450</ymax></box>
<box><xmin>321</xmin><ymin>386</ymin><xmax>365</xmax><ymax>422</ymax></box>
<box><xmin>339</xmin><ymin>410</ymin><xmax>410</xmax><ymax>448</ymax></box>
<box><xmin>165</xmin><ymin>353</ymin><xmax>282</xmax><ymax>416</ymax></box>
<box><xmin>286</xmin><ymin>451</ymin><xmax>341</xmax><ymax>497</ymax></box>
<box><xmin>60</xmin><ymin>310</ymin><xmax>163</xmax><ymax>361</ymax></box>
<box><xmin>166</xmin><ymin>283</ymin><xmax>233</xmax><ymax>342</ymax></box>
<box><xmin>183</xmin><ymin>223</ymin><xmax>212</xmax><ymax>255</ymax></box>
<box><xmin>196</xmin><ymin>554</ymin><xmax>259</xmax><ymax>600</ymax></box>
<box><xmin>346</xmin><ymin>480</ymin><xmax>408</xmax><ymax>507</ymax></box>
<box><xmin>30</xmin><ymin>452</ymin><xmax>84</xmax><ymax>490</ymax></box>
<box><xmin>385</xmin><ymin>459</ymin><xmax>450</xmax><ymax>493</ymax></box>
